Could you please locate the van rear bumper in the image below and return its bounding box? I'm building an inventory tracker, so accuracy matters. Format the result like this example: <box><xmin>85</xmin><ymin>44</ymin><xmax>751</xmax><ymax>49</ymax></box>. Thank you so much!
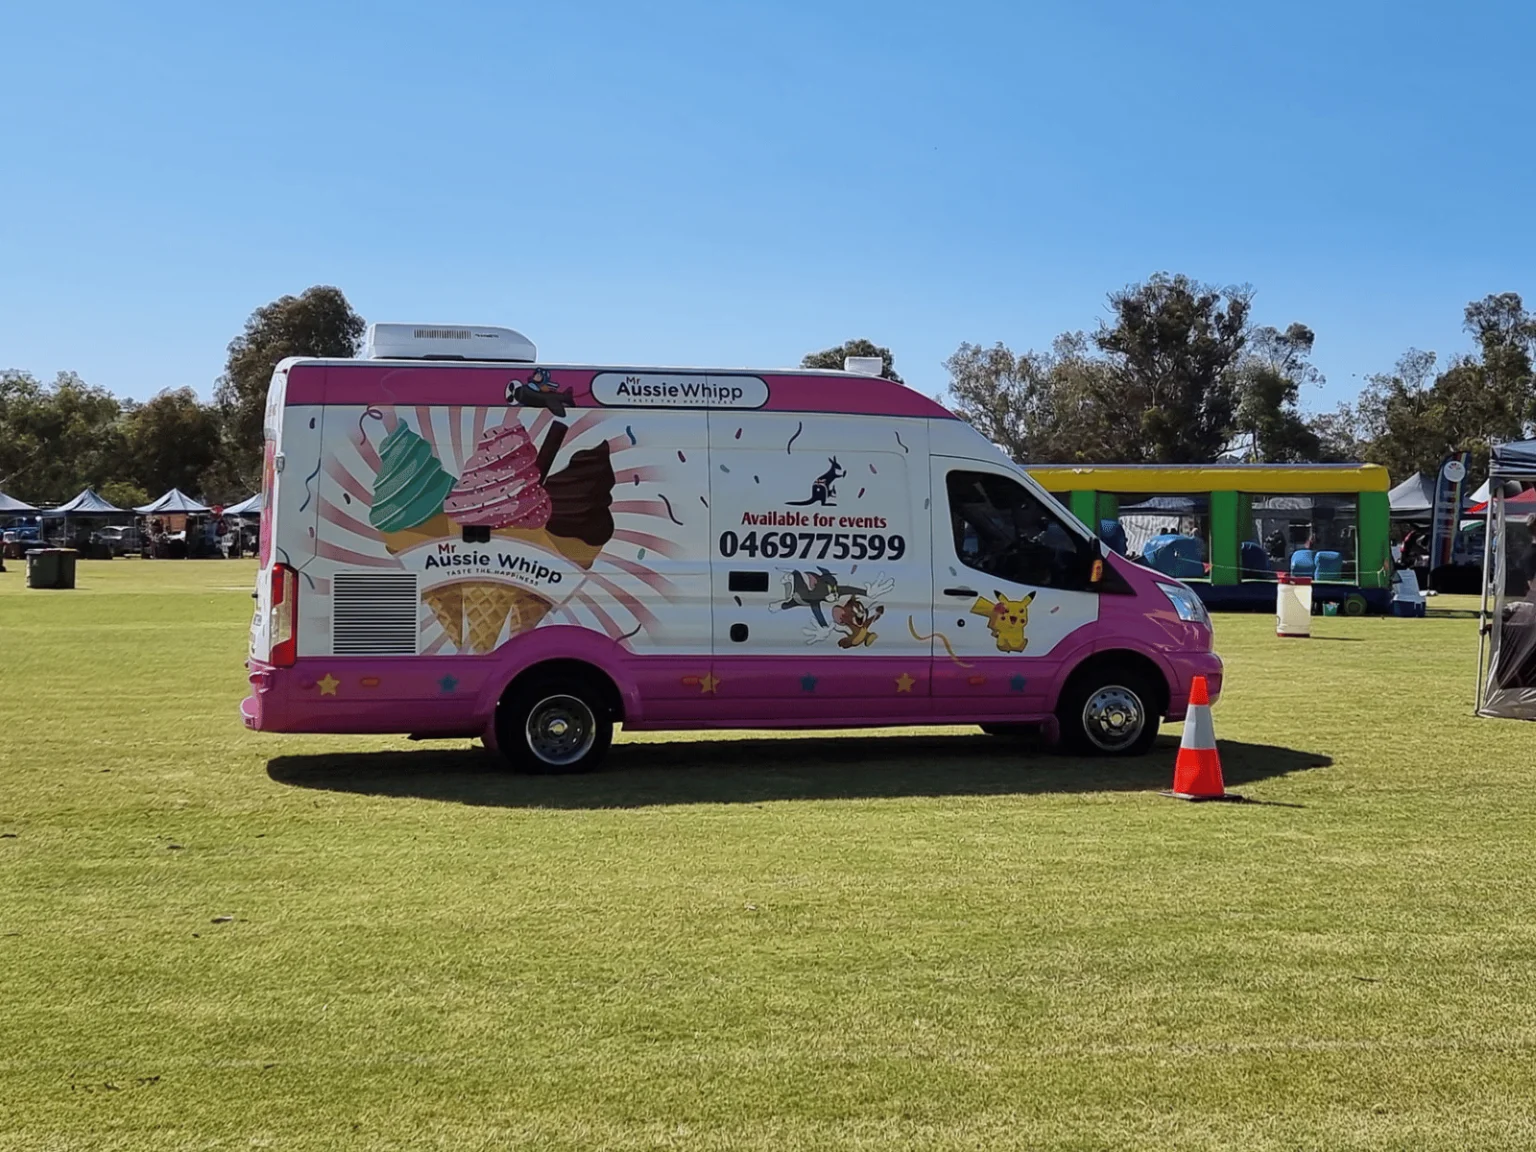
<box><xmin>1162</xmin><ymin>651</ymin><xmax>1224</xmax><ymax>721</ymax></box>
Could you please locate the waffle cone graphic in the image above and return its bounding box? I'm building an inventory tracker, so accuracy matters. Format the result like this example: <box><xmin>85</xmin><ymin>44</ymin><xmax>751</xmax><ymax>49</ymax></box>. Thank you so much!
<box><xmin>458</xmin><ymin>580</ymin><xmax>553</xmax><ymax>654</ymax></box>
<box><xmin>421</xmin><ymin>582</ymin><xmax>464</xmax><ymax>649</ymax></box>
<box><xmin>504</xmin><ymin>584</ymin><xmax>555</xmax><ymax>637</ymax></box>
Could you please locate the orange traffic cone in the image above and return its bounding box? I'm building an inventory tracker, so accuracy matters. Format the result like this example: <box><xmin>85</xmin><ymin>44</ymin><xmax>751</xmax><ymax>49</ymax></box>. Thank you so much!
<box><xmin>1163</xmin><ymin>675</ymin><xmax>1241</xmax><ymax>802</ymax></box>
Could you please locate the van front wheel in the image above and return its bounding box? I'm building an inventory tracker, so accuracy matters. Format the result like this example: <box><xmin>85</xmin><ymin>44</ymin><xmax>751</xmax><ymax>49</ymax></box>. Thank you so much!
<box><xmin>1057</xmin><ymin>668</ymin><xmax>1160</xmax><ymax>757</ymax></box>
<box><xmin>496</xmin><ymin>677</ymin><xmax>613</xmax><ymax>774</ymax></box>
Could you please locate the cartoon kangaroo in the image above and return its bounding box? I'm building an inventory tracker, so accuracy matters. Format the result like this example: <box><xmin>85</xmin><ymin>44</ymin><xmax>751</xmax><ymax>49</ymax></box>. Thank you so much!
<box><xmin>785</xmin><ymin>458</ymin><xmax>846</xmax><ymax>506</ymax></box>
<box><xmin>833</xmin><ymin>594</ymin><xmax>885</xmax><ymax>648</ymax></box>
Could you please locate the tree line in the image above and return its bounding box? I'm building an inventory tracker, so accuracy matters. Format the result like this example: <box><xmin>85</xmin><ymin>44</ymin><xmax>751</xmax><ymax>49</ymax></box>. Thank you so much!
<box><xmin>929</xmin><ymin>274</ymin><xmax>1533</xmax><ymax>483</ymax></box>
<box><xmin>3</xmin><ymin>276</ymin><xmax>1532</xmax><ymax>509</ymax></box>
<box><xmin>0</xmin><ymin>287</ymin><xmax>364</xmax><ymax>508</ymax></box>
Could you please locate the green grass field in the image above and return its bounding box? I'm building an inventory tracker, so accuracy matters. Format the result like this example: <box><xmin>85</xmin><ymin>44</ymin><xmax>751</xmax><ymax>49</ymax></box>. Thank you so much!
<box><xmin>2</xmin><ymin>560</ymin><xmax>1534</xmax><ymax>1150</ymax></box>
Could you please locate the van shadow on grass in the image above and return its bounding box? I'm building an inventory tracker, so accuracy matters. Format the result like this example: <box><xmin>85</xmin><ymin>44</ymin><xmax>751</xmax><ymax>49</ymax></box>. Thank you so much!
<box><xmin>267</xmin><ymin>733</ymin><xmax>1331</xmax><ymax>809</ymax></box>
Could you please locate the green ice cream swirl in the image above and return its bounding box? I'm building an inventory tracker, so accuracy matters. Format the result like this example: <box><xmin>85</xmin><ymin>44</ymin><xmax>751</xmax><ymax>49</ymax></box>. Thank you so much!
<box><xmin>369</xmin><ymin>424</ymin><xmax>456</xmax><ymax>532</ymax></box>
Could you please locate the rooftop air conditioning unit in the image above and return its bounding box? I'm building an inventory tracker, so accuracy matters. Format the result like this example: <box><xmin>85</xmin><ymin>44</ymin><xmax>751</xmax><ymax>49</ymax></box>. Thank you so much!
<box><xmin>363</xmin><ymin>324</ymin><xmax>538</xmax><ymax>362</ymax></box>
<box><xmin>843</xmin><ymin>356</ymin><xmax>883</xmax><ymax>377</ymax></box>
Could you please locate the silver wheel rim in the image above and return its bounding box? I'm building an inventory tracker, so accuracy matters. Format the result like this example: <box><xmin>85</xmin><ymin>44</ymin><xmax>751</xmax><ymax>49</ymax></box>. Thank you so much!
<box><xmin>1081</xmin><ymin>685</ymin><xmax>1145</xmax><ymax>752</ymax></box>
<box><xmin>525</xmin><ymin>695</ymin><xmax>596</xmax><ymax>766</ymax></box>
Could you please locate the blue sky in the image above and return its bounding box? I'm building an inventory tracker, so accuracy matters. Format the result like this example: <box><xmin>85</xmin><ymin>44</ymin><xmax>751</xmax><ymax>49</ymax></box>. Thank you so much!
<box><xmin>2</xmin><ymin>0</ymin><xmax>1532</xmax><ymax>411</ymax></box>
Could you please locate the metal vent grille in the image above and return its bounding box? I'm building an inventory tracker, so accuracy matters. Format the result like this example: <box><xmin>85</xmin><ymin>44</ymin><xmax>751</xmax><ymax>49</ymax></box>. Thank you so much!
<box><xmin>332</xmin><ymin>572</ymin><xmax>419</xmax><ymax>656</ymax></box>
<box><xmin>413</xmin><ymin>327</ymin><xmax>472</xmax><ymax>340</ymax></box>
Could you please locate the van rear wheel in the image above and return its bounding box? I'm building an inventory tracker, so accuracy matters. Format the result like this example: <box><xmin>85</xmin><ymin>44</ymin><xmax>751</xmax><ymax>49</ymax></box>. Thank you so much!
<box><xmin>496</xmin><ymin>675</ymin><xmax>613</xmax><ymax>774</ymax></box>
<box><xmin>1057</xmin><ymin>667</ymin><xmax>1160</xmax><ymax>757</ymax></box>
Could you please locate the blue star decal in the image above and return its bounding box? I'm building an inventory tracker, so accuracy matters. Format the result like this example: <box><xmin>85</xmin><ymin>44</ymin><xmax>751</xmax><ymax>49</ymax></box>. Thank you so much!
<box><xmin>438</xmin><ymin>674</ymin><xmax>459</xmax><ymax>694</ymax></box>
<box><xmin>1009</xmin><ymin>674</ymin><xmax>1027</xmax><ymax>693</ymax></box>
<box><xmin>800</xmin><ymin>675</ymin><xmax>818</xmax><ymax>692</ymax></box>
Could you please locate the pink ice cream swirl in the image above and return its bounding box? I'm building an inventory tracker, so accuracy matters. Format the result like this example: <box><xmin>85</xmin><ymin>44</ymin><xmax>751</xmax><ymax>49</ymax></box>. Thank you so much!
<box><xmin>444</xmin><ymin>424</ymin><xmax>553</xmax><ymax>529</ymax></box>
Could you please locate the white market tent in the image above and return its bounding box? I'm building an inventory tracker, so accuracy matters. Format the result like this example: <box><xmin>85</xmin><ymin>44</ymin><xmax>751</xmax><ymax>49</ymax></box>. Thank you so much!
<box><xmin>1476</xmin><ymin>441</ymin><xmax>1536</xmax><ymax>720</ymax></box>
<box><xmin>0</xmin><ymin>491</ymin><xmax>37</xmax><ymax>513</ymax></box>
<box><xmin>1387</xmin><ymin>471</ymin><xmax>1436</xmax><ymax>520</ymax></box>
<box><xmin>134</xmin><ymin>488</ymin><xmax>210</xmax><ymax>515</ymax></box>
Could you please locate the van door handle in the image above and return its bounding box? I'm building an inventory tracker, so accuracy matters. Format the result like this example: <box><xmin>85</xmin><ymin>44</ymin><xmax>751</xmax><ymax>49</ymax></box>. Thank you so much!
<box><xmin>943</xmin><ymin>587</ymin><xmax>978</xmax><ymax>598</ymax></box>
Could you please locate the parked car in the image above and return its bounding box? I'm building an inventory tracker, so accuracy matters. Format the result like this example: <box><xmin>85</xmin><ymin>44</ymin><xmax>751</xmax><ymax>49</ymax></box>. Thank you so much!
<box><xmin>2</xmin><ymin>525</ymin><xmax>44</xmax><ymax>558</ymax></box>
<box><xmin>93</xmin><ymin>525</ymin><xmax>141</xmax><ymax>556</ymax></box>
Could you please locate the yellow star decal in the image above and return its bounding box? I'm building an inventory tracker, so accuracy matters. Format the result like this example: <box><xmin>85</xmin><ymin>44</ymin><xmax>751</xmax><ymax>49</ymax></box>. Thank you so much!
<box><xmin>895</xmin><ymin>672</ymin><xmax>916</xmax><ymax>693</ymax></box>
<box><xmin>316</xmin><ymin>673</ymin><xmax>340</xmax><ymax>696</ymax></box>
<box><xmin>699</xmin><ymin>672</ymin><xmax>721</xmax><ymax>694</ymax></box>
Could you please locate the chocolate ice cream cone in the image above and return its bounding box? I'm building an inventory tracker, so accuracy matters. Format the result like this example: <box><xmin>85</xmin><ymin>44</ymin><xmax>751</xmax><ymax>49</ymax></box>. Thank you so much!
<box><xmin>493</xmin><ymin>525</ymin><xmax>603</xmax><ymax>570</ymax></box>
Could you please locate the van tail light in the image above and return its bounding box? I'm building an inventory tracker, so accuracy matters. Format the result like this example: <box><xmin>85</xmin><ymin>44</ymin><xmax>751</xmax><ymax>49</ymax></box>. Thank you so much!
<box><xmin>270</xmin><ymin>563</ymin><xmax>298</xmax><ymax>667</ymax></box>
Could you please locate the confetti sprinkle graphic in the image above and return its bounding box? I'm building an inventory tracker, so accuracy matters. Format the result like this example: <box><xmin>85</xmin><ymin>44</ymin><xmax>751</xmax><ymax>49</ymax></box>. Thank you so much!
<box><xmin>908</xmin><ymin>617</ymin><xmax>973</xmax><ymax>667</ymax></box>
<box><xmin>869</xmin><ymin>463</ymin><xmax>878</xmax><ymax>474</ymax></box>
<box><xmin>894</xmin><ymin>430</ymin><xmax>909</xmax><ymax>453</ymax></box>
<box><xmin>342</xmin><ymin>493</ymin><xmax>351</xmax><ymax>504</ymax></box>
<box><xmin>753</xmin><ymin>475</ymin><xmax>760</xmax><ymax>484</ymax></box>
<box><xmin>700</xmin><ymin>495</ymin><xmax>709</xmax><ymax>507</ymax></box>
<box><xmin>733</xmin><ymin>595</ymin><xmax>742</xmax><ymax>606</ymax></box>
<box><xmin>677</xmin><ymin>450</ymin><xmax>687</xmax><ymax>463</ymax></box>
<box><xmin>298</xmin><ymin>460</ymin><xmax>321</xmax><ymax>512</ymax></box>
<box><xmin>657</xmin><ymin>494</ymin><xmax>684</xmax><ymax>525</ymax></box>
<box><xmin>357</xmin><ymin>406</ymin><xmax>384</xmax><ymax>446</ymax></box>
<box><xmin>637</xmin><ymin>548</ymin><xmax>647</xmax><ymax>560</ymax></box>
<box><xmin>626</xmin><ymin>425</ymin><xmax>637</xmax><ymax>445</ymax></box>
<box><xmin>735</xmin><ymin>427</ymin><xmax>743</xmax><ymax>439</ymax></box>
<box><xmin>857</xmin><ymin>487</ymin><xmax>866</xmax><ymax>499</ymax></box>
<box><xmin>617</xmin><ymin>623</ymin><xmax>643</xmax><ymax>642</ymax></box>
<box><xmin>719</xmin><ymin>464</ymin><xmax>730</xmax><ymax>473</ymax></box>
<box><xmin>786</xmin><ymin>421</ymin><xmax>803</xmax><ymax>453</ymax></box>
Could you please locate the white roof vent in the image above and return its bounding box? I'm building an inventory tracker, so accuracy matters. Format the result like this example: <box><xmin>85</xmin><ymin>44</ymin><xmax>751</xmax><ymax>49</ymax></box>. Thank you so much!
<box><xmin>363</xmin><ymin>324</ymin><xmax>537</xmax><ymax>362</ymax></box>
<box><xmin>843</xmin><ymin>356</ymin><xmax>883</xmax><ymax>377</ymax></box>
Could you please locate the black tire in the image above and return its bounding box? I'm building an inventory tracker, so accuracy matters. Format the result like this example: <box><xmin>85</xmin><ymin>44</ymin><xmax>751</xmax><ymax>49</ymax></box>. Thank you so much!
<box><xmin>1056</xmin><ymin>666</ymin><xmax>1161</xmax><ymax>757</ymax></box>
<box><xmin>495</xmin><ymin>674</ymin><xmax>613</xmax><ymax>774</ymax></box>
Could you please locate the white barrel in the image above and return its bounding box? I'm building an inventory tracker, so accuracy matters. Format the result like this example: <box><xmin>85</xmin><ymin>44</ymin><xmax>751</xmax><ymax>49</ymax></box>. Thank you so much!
<box><xmin>1277</xmin><ymin>575</ymin><xmax>1312</xmax><ymax>637</ymax></box>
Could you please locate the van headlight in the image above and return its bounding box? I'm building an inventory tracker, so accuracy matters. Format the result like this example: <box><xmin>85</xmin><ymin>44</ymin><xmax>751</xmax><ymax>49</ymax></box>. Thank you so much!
<box><xmin>1158</xmin><ymin>582</ymin><xmax>1210</xmax><ymax>625</ymax></box>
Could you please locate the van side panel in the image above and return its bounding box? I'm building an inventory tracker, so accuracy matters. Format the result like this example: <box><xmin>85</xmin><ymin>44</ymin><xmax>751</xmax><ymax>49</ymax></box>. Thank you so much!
<box><xmin>706</xmin><ymin>412</ymin><xmax>934</xmax><ymax>723</ymax></box>
<box><xmin>246</xmin><ymin>393</ymin><xmax>714</xmax><ymax>731</ymax></box>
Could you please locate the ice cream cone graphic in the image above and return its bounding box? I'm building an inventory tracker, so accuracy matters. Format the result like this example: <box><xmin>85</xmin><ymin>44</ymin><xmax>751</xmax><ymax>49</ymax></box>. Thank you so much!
<box><xmin>455</xmin><ymin>580</ymin><xmax>553</xmax><ymax>653</ymax></box>
<box><xmin>422</xmin><ymin>582</ymin><xmax>465</xmax><ymax>649</ymax></box>
<box><xmin>446</xmin><ymin>422</ymin><xmax>616</xmax><ymax>569</ymax></box>
<box><xmin>369</xmin><ymin>423</ymin><xmax>457</xmax><ymax>554</ymax></box>
<box><xmin>382</xmin><ymin>512</ymin><xmax>454</xmax><ymax>555</ymax></box>
<box><xmin>493</xmin><ymin>526</ymin><xmax>604</xmax><ymax>570</ymax></box>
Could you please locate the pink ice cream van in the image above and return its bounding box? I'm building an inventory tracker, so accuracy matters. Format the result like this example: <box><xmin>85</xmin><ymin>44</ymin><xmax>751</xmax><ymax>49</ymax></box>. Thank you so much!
<box><xmin>242</xmin><ymin>324</ymin><xmax>1222</xmax><ymax>772</ymax></box>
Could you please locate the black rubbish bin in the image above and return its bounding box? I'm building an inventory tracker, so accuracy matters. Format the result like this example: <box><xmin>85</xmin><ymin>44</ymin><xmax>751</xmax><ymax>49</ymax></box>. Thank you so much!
<box><xmin>25</xmin><ymin>548</ymin><xmax>77</xmax><ymax>589</ymax></box>
<box><xmin>26</xmin><ymin>549</ymin><xmax>59</xmax><ymax>588</ymax></box>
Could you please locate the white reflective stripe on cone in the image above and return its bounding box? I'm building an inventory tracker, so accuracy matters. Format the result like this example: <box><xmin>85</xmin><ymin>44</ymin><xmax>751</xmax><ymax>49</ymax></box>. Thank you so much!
<box><xmin>1182</xmin><ymin>704</ymin><xmax>1217</xmax><ymax>751</ymax></box>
